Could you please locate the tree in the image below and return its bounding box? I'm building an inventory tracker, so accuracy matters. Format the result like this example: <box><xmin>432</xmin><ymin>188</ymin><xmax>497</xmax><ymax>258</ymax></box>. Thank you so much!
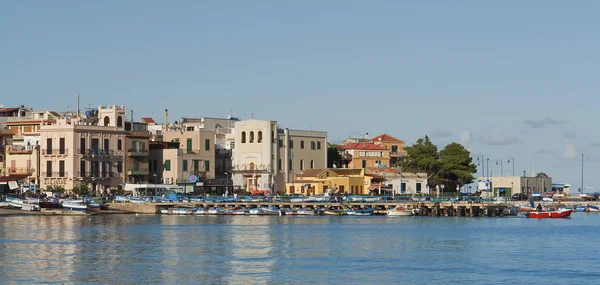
<box><xmin>536</xmin><ymin>172</ymin><xmax>548</xmax><ymax>178</ymax></box>
<box><xmin>73</xmin><ymin>183</ymin><xmax>89</xmax><ymax>196</ymax></box>
<box><xmin>439</xmin><ymin>143</ymin><xmax>477</xmax><ymax>188</ymax></box>
<box><xmin>402</xmin><ymin>136</ymin><xmax>442</xmax><ymax>185</ymax></box>
<box><xmin>327</xmin><ymin>143</ymin><xmax>343</xmax><ymax>168</ymax></box>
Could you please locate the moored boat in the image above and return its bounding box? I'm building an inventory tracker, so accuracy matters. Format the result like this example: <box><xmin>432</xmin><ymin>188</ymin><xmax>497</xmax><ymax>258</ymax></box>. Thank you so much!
<box><xmin>387</xmin><ymin>205</ymin><xmax>414</xmax><ymax>216</ymax></box>
<box><xmin>62</xmin><ymin>201</ymin><xmax>88</xmax><ymax>211</ymax></box>
<box><xmin>585</xmin><ymin>205</ymin><xmax>599</xmax><ymax>212</ymax></box>
<box><xmin>526</xmin><ymin>209</ymin><xmax>573</xmax><ymax>219</ymax></box>
<box><xmin>261</xmin><ymin>206</ymin><xmax>282</xmax><ymax>216</ymax></box>
<box><xmin>323</xmin><ymin>208</ymin><xmax>345</xmax><ymax>216</ymax></box>
<box><xmin>297</xmin><ymin>208</ymin><xmax>315</xmax><ymax>215</ymax></box>
<box><xmin>346</xmin><ymin>208</ymin><xmax>374</xmax><ymax>216</ymax></box>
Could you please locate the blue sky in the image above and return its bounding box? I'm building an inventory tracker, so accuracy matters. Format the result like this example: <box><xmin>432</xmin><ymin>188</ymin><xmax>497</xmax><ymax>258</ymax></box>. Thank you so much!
<box><xmin>1</xmin><ymin>1</ymin><xmax>599</xmax><ymax>190</ymax></box>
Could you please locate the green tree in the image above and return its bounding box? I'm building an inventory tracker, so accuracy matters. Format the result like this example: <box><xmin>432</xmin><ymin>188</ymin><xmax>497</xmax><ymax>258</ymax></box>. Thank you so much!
<box><xmin>327</xmin><ymin>143</ymin><xmax>343</xmax><ymax>168</ymax></box>
<box><xmin>402</xmin><ymin>136</ymin><xmax>442</xmax><ymax>185</ymax></box>
<box><xmin>439</xmin><ymin>142</ymin><xmax>477</xmax><ymax>188</ymax></box>
<box><xmin>73</xmin><ymin>183</ymin><xmax>89</xmax><ymax>196</ymax></box>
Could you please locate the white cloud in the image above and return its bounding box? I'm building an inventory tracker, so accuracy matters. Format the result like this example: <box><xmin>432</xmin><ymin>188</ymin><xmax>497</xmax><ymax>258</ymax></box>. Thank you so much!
<box><xmin>562</xmin><ymin>144</ymin><xmax>580</xmax><ymax>160</ymax></box>
<box><xmin>480</xmin><ymin>133</ymin><xmax>522</xmax><ymax>146</ymax></box>
<box><xmin>460</xmin><ymin>130</ymin><xmax>471</xmax><ymax>146</ymax></box>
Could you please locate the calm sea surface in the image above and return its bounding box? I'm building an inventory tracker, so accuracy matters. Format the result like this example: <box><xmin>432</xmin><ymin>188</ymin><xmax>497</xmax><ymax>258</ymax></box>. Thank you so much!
<box><xmin>0</xmin><ymin>213</ymin><xmax>599</xmax><ymax>285</ymax></box>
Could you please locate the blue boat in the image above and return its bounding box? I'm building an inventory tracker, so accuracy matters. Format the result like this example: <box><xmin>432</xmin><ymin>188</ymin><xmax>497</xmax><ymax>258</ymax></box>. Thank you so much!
<box><xmin>346</xmin><ymin>208</ymin><xmax>374</xmax><ymax>216</ymax></box>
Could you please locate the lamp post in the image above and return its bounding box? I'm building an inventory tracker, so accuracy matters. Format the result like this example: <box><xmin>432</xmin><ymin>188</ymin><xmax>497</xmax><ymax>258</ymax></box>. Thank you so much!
<box><xmin>476</xmin><ymin>155</ymin><xmax>485</xmax><ymax>179</ymax></box>
<box><xmin>489</xmin><ymin>170</ymin><xmax>494</xmax><ymax>199</ymax></box>
<box><xmin>440</xmin><ymin>184</ymin><xmax>445</xmax><ymax>198</ymax></box>
<box><xmin>224</xmin><ymin>171</ymin><xmax>229</xmax><ymax>197</ymax></box>
<box><xmin>300</xmin><ymin>171</ymin><xmax>304</xmax><ymax>195</ymax></box>
<box><xmin>507</xmin><ymin>157</ymin><xmax>515</xmax><ymax>176</ymax></box>
<box><xmin>398</xmin><ymin>155</ymin><xmax>402</xmax><ymax>198</ymax></box>
<box><xmin>581</xmin><ymin>153</ymin><xmax>584</xmax><ymax>195</ymax></box>
<box><xmin>153</xmin><ymin>173</ymin><xmax>157</xmax><ymax>197</ymax></box>
<box><xmin>496</xmin><ymin>159</ymin><xmax>503</xmax><ymax>177</ymax></box>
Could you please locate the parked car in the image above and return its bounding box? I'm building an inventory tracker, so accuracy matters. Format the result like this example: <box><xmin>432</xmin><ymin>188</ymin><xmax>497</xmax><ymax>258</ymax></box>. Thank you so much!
<box><xmin>511</xmin><ymin>193</ymin><xmax>528</xmax><ymax>201</ymax></box>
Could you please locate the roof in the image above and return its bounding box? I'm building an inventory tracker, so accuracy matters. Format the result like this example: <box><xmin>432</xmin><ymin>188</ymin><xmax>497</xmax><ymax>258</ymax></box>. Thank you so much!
<box><xmin>0</xmin><ymin>108</ymin><xmax>18</xmax><ymax>113</ymax></box>
<box><xmin>364</xmin><ymin>167</ymin><xmax>401</xmax><ymax>175</ymax></box>
<box><xmin>141</xmin><ymin>117</ymin><xmax>156</xmax><ymax>124</ymax></box>
<box><xmin>338</xmin><ymin>143</ymin><xmax>387</xmax><ymax>150</ymax></box>
<box><xmin>372</xmin><ymin>134</ymin><xmax>404</xmax><ymax>143</ymax></box>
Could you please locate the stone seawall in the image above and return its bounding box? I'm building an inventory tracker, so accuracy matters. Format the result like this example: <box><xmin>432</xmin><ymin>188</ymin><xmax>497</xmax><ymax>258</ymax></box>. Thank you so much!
<box><xmin>108</xmin><ymin>202</ymin><xmax>158</xmax><ymax>214</ymax></box>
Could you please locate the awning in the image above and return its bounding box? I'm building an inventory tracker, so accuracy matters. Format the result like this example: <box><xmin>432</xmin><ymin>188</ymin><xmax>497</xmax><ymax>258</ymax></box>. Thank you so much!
<box><xmin>8</xmin><ymin>181</ymin><xmax>18</xmax><ymax>190</ymax></box>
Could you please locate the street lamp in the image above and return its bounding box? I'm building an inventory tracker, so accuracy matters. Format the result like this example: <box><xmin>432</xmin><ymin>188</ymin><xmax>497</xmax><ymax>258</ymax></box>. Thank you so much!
<box><xmin>153</xmin><ymin>173</ymin><xmax>157</xmax><ymax>197</ymax></box>
<box><xmin>476</xmin><ymin>155</ymin><xmax>485</xmax><ymax>179</ymax></box>
<box><xmin>300</xmin><ymin>171</ymin><xmax>304</xmax><ymax>195</ymax></box>
<box><xmin>440</xmin><ymin>184</ymin><xmax>445</xmax><ymax>198</ymax></box>
<box><xmin>496</xmin><ymin>159</ymin><xmax>503</xmax><ymax>177</ymax></box>
<box><xmin>581</xmin><ymin>153</ymin><xmax>584</xmax><ymax>195</ymax></box>
<box><xmin>507</xmin><ymin>157</ymin><xmax>515</xmax><ymax>176</ymax></box>
<box><xmin>224</xmin><ymin>171</ymin><xmax>229</xmax><ymax>196</ymax></box>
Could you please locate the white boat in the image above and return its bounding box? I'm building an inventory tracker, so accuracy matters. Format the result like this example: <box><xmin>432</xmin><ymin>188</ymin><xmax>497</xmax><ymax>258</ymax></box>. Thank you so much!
<box><xmin>62</xmin><ymin>201</ymin><xmax>88</xmax><ymax>211</ymax></box>
<box><xmin>387</xmin><ymin>205</ymin><xmax>414</xmax><ymax>216</ymax></box>
<box><xmin>290</xmin><ymin>196</ymin><xmax>316</xmax><ymax>203</ymax></box>
<box><xmin>9</xmin><ymin>199</ymin><xmax>41</xmax><ymax>211</ymax></box>
<box><xmin>297</xmin><ymin>208</ymin><xmax>315</xmax><ymax>215</ymax></box>
<box><xmin>195</xmin><ymin>208</ymin><xmax>207</xmax><ymax>215</ymax></box>
<box><xmin>249</xmin><ymin>208</ymin><xmax>261</xmax><ymax>215</ymax></box>
<box><xmin>261</xmin><ymin>206</ymin><xmax>282</xmax><ymax>216</ymax></box>
<box><xmin>347</xmin><ymin>208</ymin><xmax>374</xmax><ymax>216</ymax></box>
<box><xmin>0</xmin><ymin>201</ymin><xmax>9</xmax><ymax>208</ymax></box>
<box><xmin>170</xmin><ymin>208</ymin><xmax>195</xmax><ymax>215</ymax></box>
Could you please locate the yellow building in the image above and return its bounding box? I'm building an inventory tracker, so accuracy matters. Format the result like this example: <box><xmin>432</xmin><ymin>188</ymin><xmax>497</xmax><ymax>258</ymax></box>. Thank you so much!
<box><xmin>371</xmin><ymin>134</ymin><xmax>405</xmax><ymax>167</ymax></box>
<box><xmin>285</xmin><ymin>168</ymin><xmax>369</xmax><ymax>195</ymax></box>
<box><xmin>338</xmin><ymin>143</ymin><xmax>390</xmax><ymax>168</ymax></box>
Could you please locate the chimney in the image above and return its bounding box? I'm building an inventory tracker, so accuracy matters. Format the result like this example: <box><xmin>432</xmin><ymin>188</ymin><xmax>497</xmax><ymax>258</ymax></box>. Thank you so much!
<box><xmin>365</xmin><ymin>133</ymin><xmax>369</xmax><ymax>140</ymax></box>
<box><xmin>164</xmin><ymin>109</ymin><xmax>169</xmax><ymax>130</ymax></box>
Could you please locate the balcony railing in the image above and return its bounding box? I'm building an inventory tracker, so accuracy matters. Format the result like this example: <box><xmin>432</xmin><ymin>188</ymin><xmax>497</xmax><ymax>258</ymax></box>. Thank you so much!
<box><xmin>75</xmin><ymin>172</ymin><xmax>120</xmax><ymax>179</ymax></box>
<box><xmin>127</xmin><ymin>168</ymin><xmax>149</xmax><ymax>175</ymax></box>
<box><xmin>78</xmin><ymin>148</ymin><xmax>115</xmax><ymax>157</ymax></box>
<box><xmin>7</xmin><ymin>167</ymin><xmax>33</xmax><ymax>175</ymax></box>
<box><xmin>231</xmin><ymin>164</ymin><xmax>272</xmax><ymax>172</ymax></box>
<box><xmin>44</xmin><ymin>172</ymin><xmax>69</xmax><ymax>178</ymax></box>
<box><xmin>6</xmin><ymin>145</ymin><xmax>34</xmax><ymax>154</ymax></box>
<box><xmin>42</xmin><ymin>149</ymin><xmax>68</xmax><ymax>155</ymax></box>
<box><xmin>127</xmin><ymin>148</ymin><xmax>149</xmax><ymax>156</ymax></box>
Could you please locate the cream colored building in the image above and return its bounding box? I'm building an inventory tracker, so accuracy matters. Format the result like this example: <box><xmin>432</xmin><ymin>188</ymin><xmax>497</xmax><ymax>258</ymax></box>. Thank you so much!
<box><xmin>160</xmin><ymin>129</ymin><xmax>216</xmax><ymax>189</ymax></box>
<box><xmin>231</xmin><ymin>119</ymin><xmax>327</xmax><ymax>194</ymax></box>
<box><xmin>478</xmin><ymin>175</ymin><xmax>552</xmax><ymax>198</ymax></box>
<box><xmin>286</xmin><ymin>168</ymin><xmax>365</xmax><ymax>195</ymax></box>
<box><xmin>38</xmin><ymin>105</ymin><xmax>127</xmax><ymax>193</ymax></box>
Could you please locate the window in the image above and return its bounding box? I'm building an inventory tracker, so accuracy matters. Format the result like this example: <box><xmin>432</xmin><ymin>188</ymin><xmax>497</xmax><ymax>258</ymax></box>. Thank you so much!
<box><xmin>300</xmin><ymin>141</ymin><xmax>305</xmax><ymax>149</ymax></box>
<box><xmin>391</xmin><ymin>145</ymin><xmax>398</xmax><ymax>154</ymax></box>
<box><xmin>205</xmin><ymin>139</ymin><xmax>210</xmax><ymax>151</ymax></box>
<box><xmin>204</xmin><ymin>160</ymin><xmax>210</xmax><ymax>172</ymax></box>
<box><xmin>279</xmin><ymin>139</ymin><xmax>283</xmax><ymax>148</ymax></box>
<box><xmin>249</xmin><ymin>131</ymin><xmax>254</xmax><ymax>143</ymax></box>
<box><xmin>102</xmin><ymin>161</ymin><xmax>107</xmax><ymax>177</ymax></box>
<box><xmin>402</xmin><ymin>183</ymin><xmax>407</xmax><ymax>193</ymax></box>
<box><xmin>134</xmin><ymin>160</ymin><xmax>139</xmax><ymax>170</ymax></box>
<box><xmin>117</xmin><ymin>161</ymin><xmax>123</xmax><ymax>173</ymax></box>
<box><xmin>46</xmin><ymin>161</ymin><xmax>52</xmax><ymax>177</ymax></box>
<box><xmin>183</xmin><ymin>160</ymin><xmax>188</xmax><ymax>171</ymax></box>
<box><xmin>117</xmin><ymin>139</ymin><xmax>122</xmax><ymax>151</ymax></box>
<box><xmin>103</xmin><ymin>116</ymin><xmax>110</xmax><ymax>126</ymax></box>
<box><xmin>46</xmin><ymin>138</ymin><xmax>53</xmax><ymax>154</ymax></box>
<box><xmin>91</xmin><ymin>139</ymin><xmax>99</xmax><ymax>153</ymax></box>
<box><xmin>187</xmin><ymin>139</ymin><xmax>193</xmax><ymax>154</ymax></box>
<box><xmin>310</xmin><ymin>160</ymin><xmax>314</xmax><ymax>169</ymax></box>
<box><xmin>80</xmin><ymin>138</ymin><xmax>86</xmax><ymax>154</ymax></box>
<box><xmin>311</xmin><ymin>141</ymin><xmax>315</xmax><ymax>150</ymax></box>
<box><xmin>289</xmin><ymin>140</ymin><xmax>294</xmax><ymax>148</ymax></box>
<box><xmin>194</xmin><ymin>160</ymin><xmax>199</xmax><ymax>172</ymax></box>
<box><xmin>165</xmin><ymin>159</ymin><xmax>171</xmax><ymax>171</ymax></box>
<box><xmin>241</xmin><ymin>131</ymin><xmax>246</xmax><ymax>143</ymax></box>
<box><xmin>59</xmin><ymin>161</ymin><xmax>65</xmax><ymax>177</ymax></box>
<box><xmin>80</xmin><ymin>160</ymin><xmax>86</xmax><ymax>177</ymax></box>
<box><xmin>317</xmin><ymin>141</ymin><xmax>321</xmax><ymax>150</ymax></box>
<box><xmin>278</xmin><ymin>159</ymin><xmax>282</xmax><ymax>170</ymax></box>
<box><xmin>289</xmin><ymin>159</ymin><xmax>293</xmax><ymax>171</ymax></box>
<box><xmin>362</xmin><ymin>160</ymin><xmax>366</xmax><ymax>168</ymax></box>
<box><xmin>300</xmin><ymin>159</ymin><xmax>304</xmax><ymax>171</ymax></box>
<box><xmin>104</xmin><ymin>138</ymin><xmax>109</xmax><ymax>154</ymax></box>
<box><xmin>416</xmin><ymin>183</ymin><xmax>421</xmax><ymax>193</ymax></box>
<box><xmin>258</xmin><ymin>131</ymin><xmax>262</xmax><ymax>143</ymax></box>
<box><xmin>117</xmin><ymin>116</ymin><xmax>123</xmax><ymax>127</ymax></box>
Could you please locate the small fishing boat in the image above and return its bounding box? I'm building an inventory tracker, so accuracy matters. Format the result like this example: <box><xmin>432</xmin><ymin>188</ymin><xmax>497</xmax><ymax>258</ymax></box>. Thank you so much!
<box><xmin>0</xmin><ymin>201</ymin><xmax>9</xmax><ymax>208</ymax></box>
<box><xmin>195</xmin><ymin>208</ymin><xmax>207</xmax><ymax>215</ymax></box>
<box><xmin>233</xmin><ymin>208</ymin><xmax>249</xmax><ymax>215</ymax></box>
<box><xmin>290</xmin><ymin>196</ymin><xmax>316</xmax><ymax>203</ymax></box>
<box><xmin>347</xmin><ymin>208</ymin><xmax>374</xmax><ymax>216</ymax></box>
<box><xmin>248</xmin><ymin>208</ymin><xmax>261</xmax><ymax>215</ymax></box>
<box><xmin>526</xmin><ymin>209</ymin><xmax>573</xmax><ymax>219</ymax></box>
<box><xmin>261</xmin><ymin>206</ymin><xmax>282</xmax><ymax>216</ymax></box>
<box><xmin>323</xmin><ymin>208</ymin><xmax>345</xmax><ymax>216</ymax></box>
<box><xmin>387</xmin><ymin>205</ymin><xmax>414</xmax><ymax>216</ymax></box>
<box><xmin>282</xmin><ymin>208</ymin><xmax>299</xmax><ymax>215</ymax></box>
<box><xmin>297</xmin><ymin>208</ymin><xmax>315</xmax><ymax>215</ymax></box>
<box><xmin>62</xmin><ymin>201</ymin><xmax>88</xmax><ymax>211</ymax></box>
<box><xmin>585</xmin><ymin>205</ymin><xmax>600</xmax><ymax>212</ymax></box>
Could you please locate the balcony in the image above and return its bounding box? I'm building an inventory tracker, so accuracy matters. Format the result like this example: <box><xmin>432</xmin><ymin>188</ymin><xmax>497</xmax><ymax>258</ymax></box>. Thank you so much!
<box><xmin>75</xmin><ymin>171</ymin><xmax>120</xmax><ymax>180</ymax></box>
<box><xmin>43</xmin><ymin>171</ymin><xmax>69</xmax><ymax>178</ymax></box>
<box><xmin>7</xmin><ymin>167</ymin><xmax>33</xmax><ymax>175</ymax></box>
<box><xmin>6</xmin><ymin>145</ymin><xmax>34</xmax><ymax>154</ymax></box>
<box><xmin>127</xmin><ymin>148</ymin><xmax>149</xmax><ymax>157</ymax></box>
<box><xmin>231</xmin><ymin>164</ymin><xmax>271</xmax><ymax>173</ymax></box>
<box><xmin>127</xmin><ymin>168</ymin><xmax>149</xmax><ymax>175</ymax></box>
<box><xmin>42</xmin><ymin>148</ymin><xmax>68</xmax><ymax>156</ymax></box>
<box><xmin>78</xmin><ymin>148</ymin><xmax>115</xmax><ymax>158</ymax></box>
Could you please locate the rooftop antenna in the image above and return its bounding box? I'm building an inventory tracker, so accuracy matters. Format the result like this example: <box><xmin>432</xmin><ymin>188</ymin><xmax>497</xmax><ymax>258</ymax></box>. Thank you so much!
<box><xmin>76</xmin><ymin>93</ymin><xmax>80</xmax><ymax>124</ymax></box>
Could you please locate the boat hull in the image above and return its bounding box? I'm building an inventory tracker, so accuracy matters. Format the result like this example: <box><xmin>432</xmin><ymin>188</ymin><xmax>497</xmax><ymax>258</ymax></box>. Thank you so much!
<box><xmin>527</xmin><ymin>209</ymin><xmax>573</xmax><ymax>219</ymax></box>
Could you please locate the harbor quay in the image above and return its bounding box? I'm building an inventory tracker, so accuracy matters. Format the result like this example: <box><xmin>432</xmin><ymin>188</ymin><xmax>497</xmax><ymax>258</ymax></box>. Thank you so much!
<box><xmin>105</xmin><ymin>200</ymin><xmax>600</xmax><ymax>217</ymax></box>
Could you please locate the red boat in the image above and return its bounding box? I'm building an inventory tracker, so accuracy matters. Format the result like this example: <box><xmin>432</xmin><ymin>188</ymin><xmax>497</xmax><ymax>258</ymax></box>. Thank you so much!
<box><xmin>526</xmin><ymin>209</ymin><xmax>573</xmax><ymax>219</ymax></box>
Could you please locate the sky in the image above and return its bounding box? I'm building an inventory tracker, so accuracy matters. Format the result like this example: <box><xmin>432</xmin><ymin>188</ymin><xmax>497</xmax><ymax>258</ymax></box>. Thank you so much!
<box><xmin>1</xmin><ymin>1</ymin><xmax>599</xmax><ymax>190</ymax></box>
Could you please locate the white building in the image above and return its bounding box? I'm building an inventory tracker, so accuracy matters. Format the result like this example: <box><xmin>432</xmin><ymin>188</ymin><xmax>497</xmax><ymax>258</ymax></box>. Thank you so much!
<box><xmin>231</xmin><ymin>119</ymin><xmax>327</xmax><ymax>194</ymax></box>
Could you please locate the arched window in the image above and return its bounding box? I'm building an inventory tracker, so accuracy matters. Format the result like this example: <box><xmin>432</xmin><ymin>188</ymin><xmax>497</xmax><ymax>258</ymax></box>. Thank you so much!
<box><xmin>300</xmin><ymin>159</ymin><xmax>304</xmax><ymax>171</ymax></box>
<box><xmin>257</xmin><ymin>131</ymin><xmax>262</xmax><ymax>143</ymax></box>
<box><xmin>310</xmin><ymin>160</ymin><xmax>314</xmax><ymax>169</ymax></box>
<box><xmin>117</xmin><ymin>116</ymin><xmax>123</xmax><ymax>127</ymax></box>
<box><xmin>103</xmin><ymin>116</ymin><xmax>110</xmax><ymax>126</ymax></box>
<box><xmin>241</xmin><ymin>131</ymin><xmax>246</xmax><ymax>143</ymax></box>
<box><xmin>249</xmin><ymin>131</ymin><xmax>254</xmax><ymax>143</ymax></box>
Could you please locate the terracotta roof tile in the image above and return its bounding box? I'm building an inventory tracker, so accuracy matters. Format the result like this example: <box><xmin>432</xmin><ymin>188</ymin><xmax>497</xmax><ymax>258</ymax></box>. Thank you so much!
<box><xmin>298</xmin><ymin>168</ymin><xmax>326</xmax><ymax>177</ymax></box>
<box><xmin>371</xmin><ymin>134</ymin><xmax>404</xmax><ymax>143</ymax></box>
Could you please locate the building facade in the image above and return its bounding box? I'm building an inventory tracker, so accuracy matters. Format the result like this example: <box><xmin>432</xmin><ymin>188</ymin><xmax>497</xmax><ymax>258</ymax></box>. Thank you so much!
<box><xmin>371</xmin><ymin>134</ymin><xmax>405</xmax><ymax>167</ymax></box>
<box><xmin>477</xmin><ymin>175</ymin><xmax>553</xmax><ymax>198</ymax></box>
<box><xmin>38</xmin><ymin>105</ymin><xmax>127</xmax><ymax>193</ymax></box>
<box><xmin>231</xmin><ymin>119</ymin><xmax>327</xmax><ymax>194</ymax></box>
<box><xmin>285</xmin><ymin>168</ymin><xmax>366</xmax><ymax>195</ymax></box>
<box><xmin>338</xmin><ymin>143</ymin><xmax>390</xmax><ymax>169</ymax></box>
<box><xmin>161</xmin><ymin>128</ymin><xmax>216</xmax><ymax>188</ymax></box>
<box><xmin>124</xmin><ymin>122</ymin><xmax>150</xmax><ymax>184</ymax></box>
